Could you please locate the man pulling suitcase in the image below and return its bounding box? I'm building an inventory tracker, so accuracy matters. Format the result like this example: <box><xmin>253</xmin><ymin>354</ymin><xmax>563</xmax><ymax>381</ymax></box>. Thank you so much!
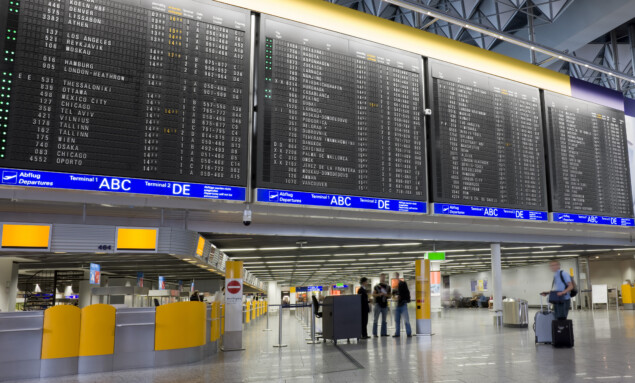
<box><xmin>540</xmin><ymin>260</ymin><xmax>576</xmax><ymax>348</ymax></box>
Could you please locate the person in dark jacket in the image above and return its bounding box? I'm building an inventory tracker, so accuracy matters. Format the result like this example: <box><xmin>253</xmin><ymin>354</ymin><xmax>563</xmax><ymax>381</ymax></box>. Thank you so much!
<box><xmin>190</xmin><ymin>290</ymin><xmax>203</xmax><ymax>302</ymax></box>
<box><xmin>392</xmin><ymin>272</ymin><xmax>412</xmax><ymax>337</ymax></box>
<box><xmin>372</xmin><ymin>273</ymin><xmax>391</xmax><ymax>337</ymax></box>
<box><xmin>358</xmin><ymin>277</ymin><xmax>371</xmax><ymax>339</ymax></box>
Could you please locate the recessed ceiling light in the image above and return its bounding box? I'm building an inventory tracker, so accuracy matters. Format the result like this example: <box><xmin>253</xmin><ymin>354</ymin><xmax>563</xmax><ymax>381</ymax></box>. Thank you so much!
<box><xmin>382</xmin><ymin>243</ymin><xmax>421</xmax><ymax>247</ymax></box>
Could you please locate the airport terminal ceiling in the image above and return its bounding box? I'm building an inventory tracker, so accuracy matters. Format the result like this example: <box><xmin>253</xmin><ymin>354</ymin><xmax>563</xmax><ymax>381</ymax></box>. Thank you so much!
<box><xmin>0</xmin><ymin>0</ymin><xmax>635</xmax><ymax>282</ymax></box>
<box><xmin>204</xmin><ymin>233</ymin><xmax>635</xmax><ymax>285</ymax></box>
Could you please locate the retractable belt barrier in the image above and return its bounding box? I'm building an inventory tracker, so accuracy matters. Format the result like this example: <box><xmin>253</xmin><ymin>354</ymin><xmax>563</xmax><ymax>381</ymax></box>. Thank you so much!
<box><xmin>269</xmin><ymin>303</ymin><xmax>319</xmax><ymax>348</ymax></box>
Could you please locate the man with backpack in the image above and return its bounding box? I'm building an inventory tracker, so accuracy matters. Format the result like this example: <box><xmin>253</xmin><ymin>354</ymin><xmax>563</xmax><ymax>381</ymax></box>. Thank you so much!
<box><xmin>541</xmin><ymin>260</ymin><xmax>575</xmax><ymax>319</ymax></box>
<box><xmin>392</xmin><ymin>272</ymin><xmax>412</xmax><ymax>337</ymax></box>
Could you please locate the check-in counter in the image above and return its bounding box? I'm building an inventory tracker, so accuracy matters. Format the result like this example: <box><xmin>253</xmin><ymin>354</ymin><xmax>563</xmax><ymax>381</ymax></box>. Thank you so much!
<box><xmin>154</xmin><ymin>301</ymin><xmax>206</xmax><ymax>367</ymax></box>
<box><xmin>113</xmin><ymin>307</ymin><xmax>155</xmax><ymax>371</ymax></box>
<box><xmin>0</xmin><ymin>311</ymin><xmax>43</xmax><ymax>381</ymax></box>
<box><xmin>78</xmin><ymin>304</ymin><xmax>116</xmax><ymax>374</ymax></box>
<box><xmin>40</xmin><ymin>305</ymin><xmax>81</xmax><ymax>378</ymax></box>
<box><xmin>0</xmin><ymin>302</ymin><xmax>221</xmax><ymax>382</ymax></box>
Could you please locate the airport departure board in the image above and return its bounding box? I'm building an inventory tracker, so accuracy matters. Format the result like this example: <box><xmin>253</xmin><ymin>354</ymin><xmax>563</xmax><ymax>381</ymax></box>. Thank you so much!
<box><xmin>0</xmin><ymin>0</ymin><xmax>250</xmax><ymax>185</ymax></box>
<box><xmin>429</xmin><ymin>60</ymin><xmax>547</xmax><ymax>210</ymax></box>
<box><xmin>256</xmin><ymin>17</ymin><xmax>427</xmax><ymax>201</ymax></box>
<box><xmin>544</xmin><ymin>92</ymin><xmax>633</xmax><ymax>218</ymax></box>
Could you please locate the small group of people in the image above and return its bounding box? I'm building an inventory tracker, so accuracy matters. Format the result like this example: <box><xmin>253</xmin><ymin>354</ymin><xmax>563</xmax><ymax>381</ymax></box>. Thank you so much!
<box><xmin>357</xmin><ymin>272</ymin><xmax>412</xmax><ymax>339</ymax></box>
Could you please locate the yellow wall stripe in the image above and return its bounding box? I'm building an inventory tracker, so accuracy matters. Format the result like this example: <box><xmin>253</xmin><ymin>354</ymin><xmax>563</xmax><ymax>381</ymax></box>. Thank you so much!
<box><xmin>41</xmin><ymin>305</ymin><xmax>81</xmax><ymax>359</ymax></box>
<box><xmin>217</xmin><ymin>0</ymin><xmax>571</xmax><ymax>95</ymax></box>
<box><xmin>79</xmin><ymin>304</ymin><xmax>116</xmax><ymax>357</ymax></box>
<box><xmin>1</xmin><ymin>224</ymin><xmax>50</xmax><ymax>249</ymax></box>
<box><xmin>116</xmin><ymin>228</ymin><xmax>157</xmax><ymax>250</ymax></box>
<box><xmin>155</xmin><ymin>301</ymin><xmax>206</xmax><ymax>351</ymax></box>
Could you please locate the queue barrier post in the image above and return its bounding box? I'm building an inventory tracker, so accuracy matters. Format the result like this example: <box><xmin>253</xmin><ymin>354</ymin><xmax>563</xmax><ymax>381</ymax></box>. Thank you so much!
<box><xmin>307</xmin><ymin>300</ymin><xmax>319</xmax><ymax>344</ymax></box>
<box><xmin>263</xmin><ymin>302</ymin><xmax>272</xmax><ymax>331</ymax></box>
<box><xmin>273</xmin><ymin>304</ymin><xmax>287</xmax><ymax>348</ymax></box>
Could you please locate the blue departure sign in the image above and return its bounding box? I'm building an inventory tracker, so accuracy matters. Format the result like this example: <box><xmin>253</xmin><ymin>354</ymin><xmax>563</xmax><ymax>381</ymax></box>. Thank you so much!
<box><xmin>0</xmin><ymin>168</ymin><xmax>246</xmax><ymax>201</ymax></box>
<box><xmin>433</xmin><ymin>203</ymin><xmax>548</xmax><ymax>221</ymax></box>
<box><xmin>553</xmin><ymin>213</ymin><xmax>634</xmax><ymax>227</ymax></box>
<box><xmin>296</xmin><ymin>286</ymin><xmax>323</xmax><ymax>292</ymax></box>
<box><xmin>256</xmin><ymin>189</ymin><xmax>426</xmax><ymax>213</ymax></box>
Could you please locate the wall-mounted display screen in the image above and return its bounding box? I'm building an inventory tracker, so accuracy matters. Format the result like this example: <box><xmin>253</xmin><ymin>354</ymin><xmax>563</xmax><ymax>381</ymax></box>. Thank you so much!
<box><xmin>428</xmin><ymin>59</ymin><xmax>548</xmax><ymax>212</ymax></box>
<box><xmin>0</xmin><ymin>0</ymin><xmax>250</xmax><ymax>187</ymax></box>
<box><xmin>256</xmin><ymin>16</ymin><xmax>427</xmax><ymax>202</ymax></box>
<box><xmin>544</xmin><ymin>91</ymin><xmax>633</xmax><ymax>218</ymax></box>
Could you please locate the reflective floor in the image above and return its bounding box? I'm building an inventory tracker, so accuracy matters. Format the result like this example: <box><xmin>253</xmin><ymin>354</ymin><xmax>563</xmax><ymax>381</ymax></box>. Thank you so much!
<box><xmin>10</xmin><ymin>307</ymin><xmax>635</xmax><ymax>383</ymax></box>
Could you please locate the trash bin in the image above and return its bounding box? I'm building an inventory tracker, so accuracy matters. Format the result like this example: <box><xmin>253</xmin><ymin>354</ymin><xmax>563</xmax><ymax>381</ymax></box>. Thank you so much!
<box><xmin>503</xmin><ymin>298</ymin><xmax>528</xmax><ymax>328</ymax></box>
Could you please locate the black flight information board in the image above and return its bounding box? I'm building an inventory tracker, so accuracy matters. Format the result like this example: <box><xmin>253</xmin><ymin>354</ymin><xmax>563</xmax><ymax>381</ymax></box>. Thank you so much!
<box><xmin>429</xmin><ymin>59</ymin><xmax>547</xmax><ymax>211</ymax></box>
<box><xmin>544</xmin><ymin>92</ymin><xmax>633</xmax><ymax>218</ymax></box>
<box><xmin>0</xmin><ymin>0</ymin><xmax>250</xmax><ymax>186</ymax></box>
<box><xmin>257</xmin><ymin>16</ymin><xmax>426</xmax><ymax>201</ymax></box>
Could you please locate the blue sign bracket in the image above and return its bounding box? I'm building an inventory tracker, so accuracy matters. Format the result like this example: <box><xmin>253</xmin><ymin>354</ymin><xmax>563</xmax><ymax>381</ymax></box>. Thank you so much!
<box><xmin>433</xmin><ymin>203</ymin><xmax>548</xmax><ymax>221</ymax></box>
<box><xmin>552</xmin><ymin>213</ymin><xmax>634</xmax><ymax>227</ymax></box>
<box><xmin>0</xmin><ymin>168</ymin><xmax>246</xmax><ymax>201</ymax></box>
<box><xmin>256</xmin><ymin>188</ymin><xmax>427</xmax><ymax>214</ymax></box>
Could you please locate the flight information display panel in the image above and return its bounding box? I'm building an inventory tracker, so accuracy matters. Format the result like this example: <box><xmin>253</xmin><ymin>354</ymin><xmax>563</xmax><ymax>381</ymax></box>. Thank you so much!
<box><xmin>257</xmin><ymin>16</ymin><xmax>426</xmax><ymax>202</ymax></box>
<box><xmin>429</xmin><ymin>59</ymin><xmax>548</xmax><ymax>211</ymax></box>
<box><xmin>544</xmin><ymin>91</ymin><xmax>633</xmax><ymax>218</ymax></box>
<box><xmin>0</xmin><ymin>0</ymin><xmax>250</xmax><ymax>187</ymax></box>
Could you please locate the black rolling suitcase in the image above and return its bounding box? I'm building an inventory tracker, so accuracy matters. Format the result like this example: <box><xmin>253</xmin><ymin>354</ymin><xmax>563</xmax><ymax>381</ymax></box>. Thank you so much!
<box><xmin>552</xmin><ymin>319</ymin><xmax>574</xmax><ymax>348</ymax></box>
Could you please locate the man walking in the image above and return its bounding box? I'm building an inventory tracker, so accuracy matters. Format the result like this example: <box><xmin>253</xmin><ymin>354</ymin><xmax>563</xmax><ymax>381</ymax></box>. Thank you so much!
<box><xmin>392</xmin><ymin>272</ymin><xmax>412</xmax><ymax>337</ymax></box>
<box><xmin>372</xmin><ymin>273</ymin><xmax>391</xmax><ymax>337</ymax></box>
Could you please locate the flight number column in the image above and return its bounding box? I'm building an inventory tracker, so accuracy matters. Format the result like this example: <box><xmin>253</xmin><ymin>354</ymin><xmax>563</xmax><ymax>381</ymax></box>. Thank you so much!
<box><xmin>142</xmin><ymin>10</ymin><xmax>165</xmax><ymax>173</ymax></box>
<box><xmin>267</xmin><ymin>38</ymin><xmax>299</xmax><ymax>185</ymax></box>
<box><xmin>10</xmin><ymin>0</ymin><xmax>65</xmax><ymax>164</ymax></box>
<box><xmin>355</xmin><ymin>58</ymin><xmax>369</xmax><ymax>192</ymax></box>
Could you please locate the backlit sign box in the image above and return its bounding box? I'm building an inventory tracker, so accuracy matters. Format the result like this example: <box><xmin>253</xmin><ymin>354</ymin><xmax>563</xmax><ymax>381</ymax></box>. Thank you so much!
<box><xmin>257</xmin><ymin>188</ymin><xmax>426</xmax><ymax>213</ymax></box>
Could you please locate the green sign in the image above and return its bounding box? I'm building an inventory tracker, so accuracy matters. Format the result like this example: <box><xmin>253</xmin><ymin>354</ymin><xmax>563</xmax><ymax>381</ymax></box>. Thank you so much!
<box><xmin>426</xmin><ymin>252</ymin><xmax>446</xmax><ymax>261</ymax></box>
<box><xmin>336</xmin><ymin>283</ymin><xmax>345</xmax><ymax>287</ymax></box>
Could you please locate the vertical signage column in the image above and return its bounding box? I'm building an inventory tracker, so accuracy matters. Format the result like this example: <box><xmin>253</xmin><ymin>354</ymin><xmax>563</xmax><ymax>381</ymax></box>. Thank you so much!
<box><xmin>415</xmin><ymin>259</ymin><xmax>431</xmax><ymax>336</ymax></box>
<box><xmin>223</xmin><ymin>260</ymin><xmax>244</xmax><ymax>351</ymax></box>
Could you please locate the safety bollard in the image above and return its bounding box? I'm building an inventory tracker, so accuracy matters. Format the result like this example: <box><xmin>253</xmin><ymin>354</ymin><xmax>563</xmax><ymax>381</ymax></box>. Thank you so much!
<box><xmin>273</xmin><ymin>305</ymin><xmax>287</xmax><ymax>348</ymax></box>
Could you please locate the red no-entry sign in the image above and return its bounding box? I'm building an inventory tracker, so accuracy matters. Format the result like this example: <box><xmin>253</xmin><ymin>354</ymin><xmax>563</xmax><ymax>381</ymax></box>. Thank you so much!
<box><xmin>227</xmin><ymin>280</ymin><xmax>242</xmax><ymax>294</ymax></box>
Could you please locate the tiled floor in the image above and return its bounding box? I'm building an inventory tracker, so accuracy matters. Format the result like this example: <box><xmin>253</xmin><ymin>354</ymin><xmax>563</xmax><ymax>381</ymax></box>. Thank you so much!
<box><xmin>11</xmin><ymin>307</ymin><xmax>635</xmax><ymax>383</ymax></box>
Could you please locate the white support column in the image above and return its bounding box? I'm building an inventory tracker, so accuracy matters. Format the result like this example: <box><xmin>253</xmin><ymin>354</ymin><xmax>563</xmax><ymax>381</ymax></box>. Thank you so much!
<box><xmin>491</xmin><ymin>243</ymin><xmax>503</xmax><ymax>326</ymax></box>
<box><xmin>0</xmin><ymin>259</ymin><xmax>19</xmax><ymax>312</ymax></box>
<box><xmin>267</xmin><ymin>282</ymin><xmax>280</xmax><ymax>306</ymax></box>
